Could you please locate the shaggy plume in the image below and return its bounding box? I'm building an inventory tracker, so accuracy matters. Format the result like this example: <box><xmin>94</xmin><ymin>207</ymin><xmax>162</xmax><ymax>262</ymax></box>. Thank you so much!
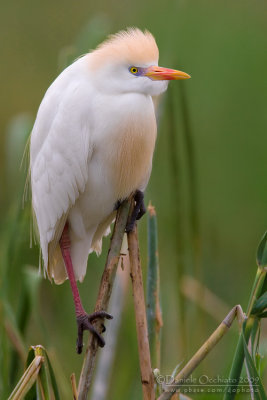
<box><xmin>90</xmin><ymin>28</ymin><xmax>159</xmax><ymax>68</ymax></box>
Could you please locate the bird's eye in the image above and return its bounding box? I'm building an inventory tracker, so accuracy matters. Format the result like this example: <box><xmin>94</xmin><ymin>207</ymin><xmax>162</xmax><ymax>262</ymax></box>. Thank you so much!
<box><xmin>129</xmin><ymin>66</ymin><xmax>139</xmax><ymax>75</ymax></box>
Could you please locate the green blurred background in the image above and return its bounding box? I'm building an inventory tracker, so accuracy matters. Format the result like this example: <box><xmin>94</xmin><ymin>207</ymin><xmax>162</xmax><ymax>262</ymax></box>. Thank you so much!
<box><xmin>1</xmin><ymin>0</ymin><xmax>267</xmax><ymax>398</ymax></box>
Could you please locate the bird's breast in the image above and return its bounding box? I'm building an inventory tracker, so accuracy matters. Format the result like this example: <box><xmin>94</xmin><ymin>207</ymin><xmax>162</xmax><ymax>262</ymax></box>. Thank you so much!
<box><xmin>116</xmin><ymin>111</ymin><xmax>156</xmax><ymax>199</ymax></box>
<box><xmin>95</xmin><ymin>95</ymin><xmax>157</xmax><ymax>200</ymax></box>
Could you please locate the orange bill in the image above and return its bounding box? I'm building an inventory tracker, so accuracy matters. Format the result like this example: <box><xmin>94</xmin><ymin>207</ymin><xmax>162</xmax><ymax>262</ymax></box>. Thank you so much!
<box><xmin>145</xmin><ymin>66</ymin><xmax>191</xmax><ymax>81</ymax></box>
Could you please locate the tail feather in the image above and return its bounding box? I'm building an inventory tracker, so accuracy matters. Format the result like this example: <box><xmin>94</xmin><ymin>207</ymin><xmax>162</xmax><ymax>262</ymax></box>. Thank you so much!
<box><xmin>48</xmin><ymin>244</ymin><xmax>67</xmax><ymax>284</ymax></box>
<box><xmin>91</xmin><ymin>211</ymin><xmax>116</xmax><ymax>255</ymax></box>
<box><xmin>47</xmin><ymin>211</ymin><xmax>116</xmax><ymax>285</ymax></box>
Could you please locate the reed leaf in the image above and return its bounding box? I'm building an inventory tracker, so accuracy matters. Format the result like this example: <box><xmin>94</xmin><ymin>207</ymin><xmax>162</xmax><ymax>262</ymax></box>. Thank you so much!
<box><xmin>241</xmin><ymin>324</ymin><xmax>267</xmax><ymax>400</ymax></box>
<box><xmin>45</xmin><ymin>351</ymin><xmax>60</xmax><ymax>400</ymax></box>
<box><xmin>224</xmin><ymin>233</ymin><xmax>267</xmax><ymax>399</ymax></box>
<box><xmin>8</xmin><ymin>354</ymin><xmax>43</xmax><ymax>400</ymax></box>
<box><xmin>251</xmin><ymin>292</ymin><xmax>267</xmax><ymax>317</ymax></box>
<box><xmin>256</xmin><ymin>231</ymin><xmax>267</xmax><ymax>268</ymax></box>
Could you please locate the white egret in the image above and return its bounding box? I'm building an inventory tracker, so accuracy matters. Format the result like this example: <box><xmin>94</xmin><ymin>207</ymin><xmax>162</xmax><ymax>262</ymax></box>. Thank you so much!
<box><xmin>30</xmin><ymin>28</ymin><xmax>190</xmax><ymax>353</ymax></box>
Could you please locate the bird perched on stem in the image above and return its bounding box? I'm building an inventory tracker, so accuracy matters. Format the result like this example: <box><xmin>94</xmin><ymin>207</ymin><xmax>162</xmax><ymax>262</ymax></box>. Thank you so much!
<box><xmin>30</xmin><ymin>28</ymin><xmax>190</xmax><ymax>353</ymax></box>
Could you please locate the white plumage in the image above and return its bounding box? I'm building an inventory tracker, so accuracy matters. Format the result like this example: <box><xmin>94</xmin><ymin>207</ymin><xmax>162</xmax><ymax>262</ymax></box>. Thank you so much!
<box><xmin>30</xmin><ymin>28</ymin><xmax>190</xmax><ymax>285</ymax></box>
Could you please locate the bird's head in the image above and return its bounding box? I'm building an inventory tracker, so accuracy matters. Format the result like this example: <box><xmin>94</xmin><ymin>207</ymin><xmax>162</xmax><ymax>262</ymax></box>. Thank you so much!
<box><xmin>88</xmin><ymin>28</ymin><xmax>190</xmax><ymax>96</ymax></box>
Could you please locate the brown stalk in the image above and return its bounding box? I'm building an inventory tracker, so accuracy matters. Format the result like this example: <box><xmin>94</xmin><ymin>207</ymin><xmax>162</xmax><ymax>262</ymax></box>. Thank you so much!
<box><xmin>127</xmin><ymin>225</ymin><xmax>155</xmax><ymax>400</ymax></box>
<box><xmin>71</xmin><ymin>373</ymin><xmax>78</xmax><ymax>400</ymax></box>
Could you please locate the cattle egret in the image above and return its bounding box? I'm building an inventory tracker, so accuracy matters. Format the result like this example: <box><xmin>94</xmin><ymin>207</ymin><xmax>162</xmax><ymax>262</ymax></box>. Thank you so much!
<box><xmin>30</xmin><ymin>28</ymin><xmax>190</xmax><ymax>353</ymax></box>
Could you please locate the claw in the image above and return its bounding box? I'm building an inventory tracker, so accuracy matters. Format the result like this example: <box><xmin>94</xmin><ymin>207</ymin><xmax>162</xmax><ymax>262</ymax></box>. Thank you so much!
<box><xmin>88</xmin><ymin>311</ymin><xmax>113</xmax><ymax>322</ymax></box>
<box><xmin>125</xmin><ymin>221</ymin><xmax>135</xmax><ymax>233</ymax></box>
<box><xmin>77</xmin><ymin>322</ymin><xmax>84</xmax><ymax>354</ymax></box>
<box><xmin>76</xmin><ymin>311</ymin><xmax>113</xmax><ymax>354</ymax></box>
<box><xmin>126</xmin><ymin>190</ymin><xmax>146</xmax><ymax>232</ymax></box>
<box><xmin>136</xmin><ymin>202</ymin><xmax>146</xmax><ymax>221</ymax></box>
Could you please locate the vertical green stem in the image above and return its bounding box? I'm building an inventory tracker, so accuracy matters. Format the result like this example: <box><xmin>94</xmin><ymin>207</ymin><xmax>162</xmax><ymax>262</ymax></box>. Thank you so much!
<box><xmin>179</xmin><ymin>83</ymin><xmax>201</xmax><ymax>279</ymax></box>
<box><xmin>246</xmin><ymin>268</ymin><xmax>265</xmax><ymax>316</ymax></box>
<box><xmin>146</xmin><ymin>204</ymin><xmax>162</xmax><ymax>370</ymax></box>
<box><xmin>167</xmin><ymin>87</ymin><xmax>187</xmax><ymax>354</ymax></box>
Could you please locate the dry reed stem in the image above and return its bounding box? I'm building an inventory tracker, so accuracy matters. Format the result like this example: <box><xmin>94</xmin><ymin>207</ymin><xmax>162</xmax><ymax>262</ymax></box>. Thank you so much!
<box><xmin>78</xmin><ymin>200</ymin><xmax>131</xmax><ymax>400</ymax></box>
<box><xmin>128</xmin><ymin>225</ymin><xmax>155</xmax><ymax>400</ymax></box>
<box><xmin>8</xmin><ymin>355</ymin><xmax>44</xmax><ymax>400</ymax></box>
<box><xmin>157</xmin><ymin>305</ymin><xmax>244</xmax><ymax>400</ymax></box>
<box><xmin>71</xmin><ymin>373</ymin><xmax>78</xmax><ymax>400</ymax></box>
<box><xmin>90</xmin><ymin>265</ymin><xmax>129</xmax><ymax>400</ymax></box>
<box><xmin>180</xmin><ymin>275</ymin><xmax>230</xmax><ymax>322</ymax></box>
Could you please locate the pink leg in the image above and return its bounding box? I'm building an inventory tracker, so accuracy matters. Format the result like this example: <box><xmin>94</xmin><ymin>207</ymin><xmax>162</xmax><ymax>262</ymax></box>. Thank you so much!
<box><xmin>59</xmin><ymin>223</ymin><xmax>113</xmax><ymax>354</ymax></box>
<box><xmin>60</xmin><ymin>224</ymin><xmax>85</xmax><ymax>316</ymax></box>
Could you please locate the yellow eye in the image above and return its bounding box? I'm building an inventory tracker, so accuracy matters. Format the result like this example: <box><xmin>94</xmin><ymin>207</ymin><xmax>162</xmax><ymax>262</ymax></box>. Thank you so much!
<box><xmin>130</xmin><ymin>66</ymin><xmax>138</xmax><ymax>74</ymax></box>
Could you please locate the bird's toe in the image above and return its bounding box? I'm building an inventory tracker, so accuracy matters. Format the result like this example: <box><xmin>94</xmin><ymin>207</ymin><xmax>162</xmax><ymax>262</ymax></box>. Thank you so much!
<box><xmin>125</xmin><ymin>221</ymin><xmax>136</xmax><ymax>233</ymax></box>
<box><xmin>88</xmin><ymin>310</ymin><xmax>113</xmax><ymax>322</ymax></box>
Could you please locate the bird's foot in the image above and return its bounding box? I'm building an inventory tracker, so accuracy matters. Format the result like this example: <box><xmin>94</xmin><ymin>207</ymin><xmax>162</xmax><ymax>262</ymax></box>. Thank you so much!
<box><xmin>76</xmin><ymin>310</ymin><xmax>113</xmax><ymax>354</ymax></box>
<box><xmin>126</xmin><ymin>190</ymin><xmax>146</xmax><ymax>232</ymax></box>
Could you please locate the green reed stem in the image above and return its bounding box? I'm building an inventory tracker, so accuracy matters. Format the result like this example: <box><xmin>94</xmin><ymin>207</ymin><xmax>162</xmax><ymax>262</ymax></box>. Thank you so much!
<box><xmin>146</xmin><ymin>204</ymin><xmax>162</xmax><ymax>370</ymax></box>
<box><xmin>224</xmin><ymin>266</ymin><xmax>266</xmax><ymax>399</ymax></box>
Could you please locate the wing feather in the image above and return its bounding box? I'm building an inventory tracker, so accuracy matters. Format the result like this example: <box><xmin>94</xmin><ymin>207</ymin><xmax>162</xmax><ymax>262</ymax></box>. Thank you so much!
<box><xmin>30</xmin><ymin>67</ymin><xmax>92</xmax><ymax>276</ymax></box>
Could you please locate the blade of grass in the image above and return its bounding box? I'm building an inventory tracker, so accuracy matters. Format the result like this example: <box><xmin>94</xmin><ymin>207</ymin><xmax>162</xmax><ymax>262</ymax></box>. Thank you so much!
<box><xmin>250</xmin><ymin>318</ymin><xmax>261</xmax><ymax>362</ymax></box>
<box><xmin>45</xmin><ymin>350</ymin><xmax>60</xmax><ymax>400</ymax></box>
<box><xmin>251</xmin><ymin>292</ymin><xmax>267</xmax><ymax>316</ymax></box>
<box><xmin>241</xmin><ymin>324</ymin><xmax>267</xmax><ymax>400</ymax></box>
<box><xmin>224</xmin><ymin>232</ymin><xmax>267</xmax><ymax>399</ymax></box>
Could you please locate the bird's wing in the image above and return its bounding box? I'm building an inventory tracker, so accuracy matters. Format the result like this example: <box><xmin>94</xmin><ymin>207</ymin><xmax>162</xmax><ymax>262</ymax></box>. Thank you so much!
<box><xmin>30</xmin><ymin>73</ymin><xmax>92</xmax><ymax>272</ymax></box>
